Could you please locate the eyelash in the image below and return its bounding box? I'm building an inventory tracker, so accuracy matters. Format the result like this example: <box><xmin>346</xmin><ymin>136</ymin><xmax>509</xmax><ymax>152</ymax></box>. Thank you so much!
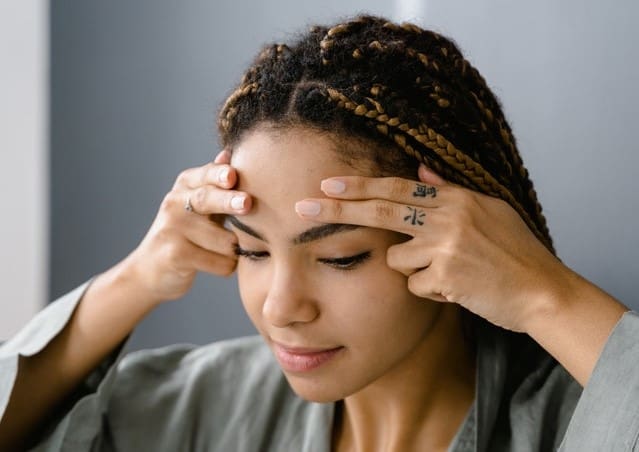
<box><xmin>233</xmin><ymin>245</ymin><xmax>372</xmax><ymax>271</ymax></box>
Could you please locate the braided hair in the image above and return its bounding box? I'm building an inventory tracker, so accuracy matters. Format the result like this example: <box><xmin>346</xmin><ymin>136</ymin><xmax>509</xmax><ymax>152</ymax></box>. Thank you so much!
<box><xmin>218</xmin><ymin>15</ymin><xmax>556</xmax><ymax>360</ymax></box>
<box><xmin>218</xmin><ymin>14</ymin><xmax>553</xmax><ymax>253</ymax></box>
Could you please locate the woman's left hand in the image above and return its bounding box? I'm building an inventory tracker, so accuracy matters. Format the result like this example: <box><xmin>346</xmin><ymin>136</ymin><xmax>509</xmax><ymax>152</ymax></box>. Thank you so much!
<box><xmin>295</xmin><ymin>164</ymin><xmax>571</xmax><ymax>333</ymax></box>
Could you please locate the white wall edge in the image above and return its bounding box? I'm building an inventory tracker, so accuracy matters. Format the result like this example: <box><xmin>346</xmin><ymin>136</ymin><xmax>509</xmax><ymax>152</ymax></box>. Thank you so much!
<box><xmin>0</xmin><ymin>0</ymin><xmax>49</xmax><ymax>338</ymax></box>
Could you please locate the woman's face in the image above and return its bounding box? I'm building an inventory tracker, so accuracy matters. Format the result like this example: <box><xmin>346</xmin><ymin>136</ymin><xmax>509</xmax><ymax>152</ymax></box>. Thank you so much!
<box><xmin>230</xmin><ymin>126</ymin><xmax>444</xmax><ymax>402</ymax></box>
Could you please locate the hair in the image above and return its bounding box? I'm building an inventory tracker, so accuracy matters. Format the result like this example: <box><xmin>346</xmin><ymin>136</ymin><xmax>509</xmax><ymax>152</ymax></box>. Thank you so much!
<box><xmin>217</xmin><ymin>14</ymin><xmax>554</xmax><ymax>368</ymax></box>
<box><xmin>217</xmin><ymin>14</ymin><xmax>553</xmax><ymax>253</ymax></box>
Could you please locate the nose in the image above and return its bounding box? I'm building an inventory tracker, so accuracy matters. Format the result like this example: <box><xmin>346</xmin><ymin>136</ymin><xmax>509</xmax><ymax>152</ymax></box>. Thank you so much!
<box><xmin>262</xmin><ymin>266</ymin><xmax>319</xmax><ymax>328</ymax></box>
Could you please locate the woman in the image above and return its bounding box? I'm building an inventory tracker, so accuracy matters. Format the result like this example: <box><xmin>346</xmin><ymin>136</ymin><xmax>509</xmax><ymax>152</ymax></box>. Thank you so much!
<box><xmin>0</xmin><ymin>14</ymin><xmax>636</xmax><ymax>451</ymax></box>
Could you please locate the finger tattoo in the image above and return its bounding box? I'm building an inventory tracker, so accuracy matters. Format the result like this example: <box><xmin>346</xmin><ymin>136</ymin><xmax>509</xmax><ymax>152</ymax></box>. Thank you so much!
<box><xmin>404</xmin><ymin>206</ymin><xmax>426</xmax><ymax>226</ymax></box>
<box><xmin>413</xmin><ymin>183</ymin><xmax>437</xmax><ymax>198</ymax></box>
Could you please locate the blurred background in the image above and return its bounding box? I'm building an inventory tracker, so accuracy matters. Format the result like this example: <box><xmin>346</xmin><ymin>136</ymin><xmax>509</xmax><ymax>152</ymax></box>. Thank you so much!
<box><xmin>1</xmin><ymin>0</ymin><xmax>638</xmax><ymax>351</ymax></box>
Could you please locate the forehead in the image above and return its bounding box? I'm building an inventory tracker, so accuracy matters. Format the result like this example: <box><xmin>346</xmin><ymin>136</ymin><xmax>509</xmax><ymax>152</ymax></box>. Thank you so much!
<box><xmin>229</xmin><ymin>127</ymin><xmax>375</xmax><ymax>242</ymax></box>
<box><xmin>232</xmin><ymin>126</ymin><xmax>364</xmax><ymax>180</ymax></box>
<box><xmin>230</xmin><ymin>127</ymin><xmax>370</xmax><ymax>227</ymax></box>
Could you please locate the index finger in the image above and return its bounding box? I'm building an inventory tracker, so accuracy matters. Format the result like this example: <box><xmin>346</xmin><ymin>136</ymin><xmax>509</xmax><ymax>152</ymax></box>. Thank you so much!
<box><xmin>174</xmin><ymin>161</ymin><xmax>237</xmax><ymax>190</ymax></box>
<box><xmin>295</xmin><ymin>198</ymin><xmax>432</xmax><ymax>237</ymax></box>
<box><xmin>320</xmin><ymin>175</ymin><xmax>444</xmax><ymax>207</ymax></box>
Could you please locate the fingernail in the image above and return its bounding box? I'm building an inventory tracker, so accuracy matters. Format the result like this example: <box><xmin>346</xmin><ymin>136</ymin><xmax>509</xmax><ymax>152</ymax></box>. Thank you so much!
<box><xmin>231</xmin><ymin>195</ymin><xmax>246</xmax><ymax>210</ymax></box>
<box><xmin>219</xmin><ymin>167</ymin><xmax>230</xmax><ymax>184</ymax></box>
<box><xmin>321</xmin><ymin>179</ymin><xmax>346</xmax><ymax>195</ymax></box>
<box><xmin>295</xmin><ymin>200</ymin><xmax>321</xmax><ymax>216</ymax></box>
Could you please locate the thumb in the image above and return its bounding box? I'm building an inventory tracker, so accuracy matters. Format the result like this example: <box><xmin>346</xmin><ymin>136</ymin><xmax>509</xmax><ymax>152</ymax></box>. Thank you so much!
<box><xmin>418</xmin><ymin>164</ymin><xmax>446</xmax><ymax>186</ymax></box>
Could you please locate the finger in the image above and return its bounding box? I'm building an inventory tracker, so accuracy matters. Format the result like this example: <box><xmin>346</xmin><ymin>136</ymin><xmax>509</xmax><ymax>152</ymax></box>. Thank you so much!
<box><xmin>174</xmin><ymin>162</ymin><xmax>237</xmax><ymax>190</ymax></box>
<box><xmin>386</xmin><ymin>240</ymin><xmax>433</xmax><ymax>276</ymax></box>
<box><xmin>295</xmin><ymin>198</ymin><xmax>434</xmax><ymax>236</ymax></box>
<box><xmin>181</xmin><ymin>215</ymin><xmax>239</xmax><ymax>257</ymax></box>
<box><xmin>407</xmin><ymin>269</ymin><xmax>448</xmax><ymax>302</ymax></box>
<box><xmin>186</xmin><ymin>243</ymin><xmax>238</xmax><ymax>277</ymax></box>
<box><xmin>214</xmin><ymin>149</ymin><xmax>231</xmax><ymax>164</ymax></box>
<box><xmin>320</xmin><ymin>175</ymin><xmax>444</xmax><ymax>207</ymax></box>
<box><xmin>185</xmin><ymin>186</ymin><xmax>252</xmax><ymax>216</ymax></box>
<box><xmin>418</xmin><ymin>164</ymin><xmax>447</xmax><ymax>186</ymax></box>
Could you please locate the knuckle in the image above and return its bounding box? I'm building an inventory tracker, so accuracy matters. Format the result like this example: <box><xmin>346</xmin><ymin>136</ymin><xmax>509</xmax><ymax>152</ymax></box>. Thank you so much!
<box><xmin>456</xmin><ymin>189</ymin><xmax>479</xmax><ymax>211</ymax></box>
<box><xmin>447</xmin><ymin>195</ymin><xmax>474</xmax><ymax>225</ymax></box>
<box><xmin>352</xmin><ymin>177</ymin><xmax>367</xmax><ymax>193</ymax></box>
<box><xmin>218</xmin><ymin>258</ymin><xmax>237</xmax><ymax>276</ymax></box>
<box><xmin>387</xmin><ymin>177</ymin><xmax>407</xmax><ymax>198</ymax></box>
<box><xmin>407</xmin><ymin>273</ymin><xmax>422</xmax><ymax>294</ymax></box>
<box><xmin>160</xmin><ymin>191</ymin><xmax>178</xmax><ymax>212</ymax></box>
<box><xmin>438</xmin><ymin>242</ymin><xmax>458</xmax><ymax>268</ymax></box>
<box><xmin>374</xmin><ymin>200</ymin><xmax>395</xmax><ymax>222</ymax></box>
<box><xmin>153</xmin><ymin>227</ymin><xmax>173</xmax><ymax>247</ymax></box>
<box><xmin>330</xmin><ymin>200</ymin><xmax>343</xmax><ymax>218</ymax></box>
<box><xmin>193</xmin><ymin>187</ymin><xmax>208</xmax><ymax>210</ymax></box>
<box><xmin>386</xmin><ymin>246</ymin><xmax>398</xmax><ymax>268</ymax></box>
<box><xmin>201</xmin><ymin>164</ymin><xmax>215</xmax><ymax>185</ymax></box>
<box><xmin>445</xmin><ymin>223</ymin><xmax>465</xmax><ymax>249</ymax></box>
<box><xmin>175</xmin><ymin>169</ymin><xmax>190</xmax><ymax>186</ymax></box>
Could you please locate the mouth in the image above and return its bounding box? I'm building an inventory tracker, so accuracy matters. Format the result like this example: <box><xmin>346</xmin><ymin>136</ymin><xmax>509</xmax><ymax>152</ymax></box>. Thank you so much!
<box><xmin>271</xmin><ymin>341</ymin><xmax>344</xmax><ymax>373</ymax></box>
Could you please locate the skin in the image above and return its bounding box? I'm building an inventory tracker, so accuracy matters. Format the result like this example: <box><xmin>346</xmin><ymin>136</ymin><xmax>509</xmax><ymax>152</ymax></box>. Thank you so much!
<box><xmin>295</xmin><ymin>140</ymin><xmax>629</xmax><ymax>388</ymax></box>
<box><xmin>230</xmin><ymin>126</ymin><xmax>475</xmax><ymax>451</ymax></box>
<box><xmin>0</xmin><ymin>123</ymin><xmax>629</xmax><ymax>451</ymax></box>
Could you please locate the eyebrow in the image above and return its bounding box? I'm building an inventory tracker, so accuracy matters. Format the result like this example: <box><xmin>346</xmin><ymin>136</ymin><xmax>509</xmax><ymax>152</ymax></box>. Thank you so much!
<box><xmin>227</xmin><ymin>216</ymin><xmax>360</xmax><ymax>245</ymax></box>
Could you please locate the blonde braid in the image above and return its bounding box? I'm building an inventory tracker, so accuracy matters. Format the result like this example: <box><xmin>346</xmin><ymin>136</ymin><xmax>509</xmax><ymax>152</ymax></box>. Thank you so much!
<box><xmin>218</xmin><ymin>14</ymin><xmax>555</xmax><ymax>253</ymax></box>
<box><xmin>320</xmin><ymin>17</ymin><xmax>372</xmax><ymax>65</ymax></box>
<box><xmin>369</xmin><ymin>26</ymin><xmax>552</xmax><ymax>242</ymax></box>
<box><xmin>218</xmin><ymin>43</ymin><xmax>292</xmax><ymax>136</ymax></box>
<box><xmin>219</xmin><ymin>82</ymin><xmax>258</xmax><ymax>134</ymax></box>
<box><xmin>325</xmin><ymin>88</ymin><xmax>550</xmax><ymax>249</ymax></box>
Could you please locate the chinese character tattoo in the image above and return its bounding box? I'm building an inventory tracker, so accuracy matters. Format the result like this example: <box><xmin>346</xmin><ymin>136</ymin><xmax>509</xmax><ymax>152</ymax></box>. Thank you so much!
<box><xmin>404</xmin><ymin>206</ymin><xmax>426</xmax><ymax>226</ymax></box>
<box><xmin>413</xmin><ymin>184</ymin><xmax>437</xmax><ymax>198</ymax></box>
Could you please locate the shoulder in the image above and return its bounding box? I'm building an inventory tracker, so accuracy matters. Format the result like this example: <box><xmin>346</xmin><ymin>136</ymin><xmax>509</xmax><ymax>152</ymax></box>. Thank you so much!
<box><xmin>500</xmin><ymin>330</ymin><xmax>583</xmax><ymax>449</ymax></box>
<box><xmin>510</xmin><ymin>352</ymin><xmax>582</xmax><ymax>419</ymax></box>
<box><xmin>96</xmin><ymin>337</ymin><xmax>327</xmax><ymax>449</ymax></box>
<box><xmin>112</xmin><ymin>335</ymin><xmax>285</xmax><ymax>402</ymax></box>
<box><xmin>474</xmin><ymin>321</ymin><xmax>583</xmax><ymax>450</ymax></box>
<box><xmin>107</xmin><ymin>336</ymin><xmax>294</xmax><ymax>422</ymax></box>
<box><xmin>117</xmin><ymin>335</ymin><xmax>276</xmax><ymax>382</ymax></box>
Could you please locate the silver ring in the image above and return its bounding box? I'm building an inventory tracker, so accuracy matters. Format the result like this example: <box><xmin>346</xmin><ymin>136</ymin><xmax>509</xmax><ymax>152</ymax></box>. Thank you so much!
<box><xmin>184</xmin><ymin>195</ymin><xmax>194</xmax><ymax>213</ymax></box>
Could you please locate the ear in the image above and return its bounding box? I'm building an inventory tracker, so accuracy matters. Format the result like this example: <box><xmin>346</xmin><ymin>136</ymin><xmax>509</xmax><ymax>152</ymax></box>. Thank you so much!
<box><xmin>418</xmin><ymin>164</ymin><xmax>446</xmax><ymax>186</ymax></box>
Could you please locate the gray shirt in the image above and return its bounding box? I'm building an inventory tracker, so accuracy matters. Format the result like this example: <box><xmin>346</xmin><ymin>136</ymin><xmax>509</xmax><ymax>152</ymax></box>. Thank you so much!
<box><xmin>1</xmin><ymin>281</ymin><xmax>638</xmax><ymax>451</ymax></box>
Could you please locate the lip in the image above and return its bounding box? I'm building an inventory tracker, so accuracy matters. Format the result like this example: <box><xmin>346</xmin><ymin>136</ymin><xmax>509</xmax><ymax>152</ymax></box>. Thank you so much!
<box><xmin>272</xmin><ymin>341</ymin><xmax>344</xmax><ymax>373</ymax></box>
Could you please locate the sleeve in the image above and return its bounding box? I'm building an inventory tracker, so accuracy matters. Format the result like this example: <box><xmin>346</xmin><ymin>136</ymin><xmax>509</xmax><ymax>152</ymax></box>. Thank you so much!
<box><xmin>559</xmin><ymin>310</ymin><xmax>639</xmax><ymax>451</ymax></box>
<box><xmin>0</xmin><ymin>280</ymin><xmax>131</xmax><ymax>451</ymax></box>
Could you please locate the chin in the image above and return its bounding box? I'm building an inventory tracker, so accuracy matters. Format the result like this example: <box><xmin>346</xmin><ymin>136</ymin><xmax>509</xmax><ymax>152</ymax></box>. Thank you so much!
<box><xmin>286</xmin><ymin>376</ymin><xmax>344</xmax><ymax>403</ymax></box>
<box><xmin>282</xmin><ymin>373</ymin><xmax>360</xmax><ymax>403</ymax></box>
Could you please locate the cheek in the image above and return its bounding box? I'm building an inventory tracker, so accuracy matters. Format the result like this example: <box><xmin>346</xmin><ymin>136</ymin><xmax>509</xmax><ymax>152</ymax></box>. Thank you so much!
<box><xmin>326</xmin><ymin>265</ymin><xmax>440</xmax><ymax>345</ymax></box>
<box><xmin>235</xmin><ymin>255</ymin><xmax>439</xmax><ymax>346</ymax></box>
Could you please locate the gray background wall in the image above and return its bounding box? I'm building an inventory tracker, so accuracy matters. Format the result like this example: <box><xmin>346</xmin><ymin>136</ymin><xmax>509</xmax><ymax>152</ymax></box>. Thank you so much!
<box><xmin>50</xmin><ymin>0</ymin><xmax>639</xmax><ymax>352</ymax></box>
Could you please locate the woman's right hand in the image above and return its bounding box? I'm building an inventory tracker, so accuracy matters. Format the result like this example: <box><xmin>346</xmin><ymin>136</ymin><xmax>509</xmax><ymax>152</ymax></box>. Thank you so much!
<box><xmin>124</xmin><ymin>150</ymin><xmax>250</xmax><ymax>305</ymax></box>
<box><xmin>0</xmin><ymin>150</ymin><xmax>250</xmax><ymax>451</ymax></box>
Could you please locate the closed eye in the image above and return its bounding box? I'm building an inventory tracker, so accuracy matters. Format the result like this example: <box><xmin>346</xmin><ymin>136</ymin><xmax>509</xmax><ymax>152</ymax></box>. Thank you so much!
<box><xmin>234</xmin><ymin>245</ymin><xmax>269</xmax><ymax>261</ymax></box>
<box><xmin>234</xmin><ymin>246</ymin><xmax>372</xmax><ymax>271</ymax></box>
<box><xmin>318</xmin><ymin>251</ymin><xmax>372</xmax><ymax>271</ymax></box>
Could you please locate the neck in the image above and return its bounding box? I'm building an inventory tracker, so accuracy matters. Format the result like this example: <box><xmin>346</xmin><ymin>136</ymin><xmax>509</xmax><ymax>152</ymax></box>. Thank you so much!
<box><xmin>332</xmin><ymin>305</ymin><xmax>476</xmax><ymax>452</ymax></box>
